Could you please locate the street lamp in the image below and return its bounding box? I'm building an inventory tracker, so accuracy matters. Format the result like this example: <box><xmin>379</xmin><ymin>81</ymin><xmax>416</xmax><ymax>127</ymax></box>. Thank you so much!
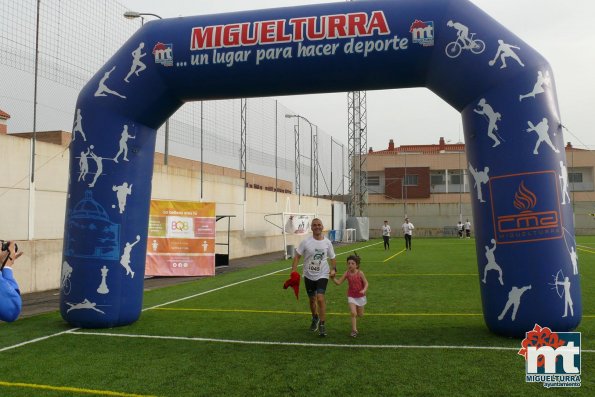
<box><xmin>286</xmin><ymin>114</ymin><xmax>315</xmax><ymax>196</ymax></box>
<box><xmin>123</xmin><ymin>11</ymin><xmax>163</xmax><ymax>24</ymax></box>
<box><xmin>123</xmin><ymin>11</ymin><xmax>170</xmax><ymax>166</ymax></box>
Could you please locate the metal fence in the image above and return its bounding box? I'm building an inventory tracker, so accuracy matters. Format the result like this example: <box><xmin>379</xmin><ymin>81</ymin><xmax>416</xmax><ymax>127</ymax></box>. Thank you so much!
<box><xmin>0</xmin><ymin>0</ymin><xmax>349</xmax><ymax>197</ymax></box>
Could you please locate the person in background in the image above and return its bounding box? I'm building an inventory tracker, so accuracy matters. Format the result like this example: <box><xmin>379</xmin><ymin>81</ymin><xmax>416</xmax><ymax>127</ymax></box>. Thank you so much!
<box><xmin>402</xmin><ymin>217</ymin><xmax>415</xmax><ymax>251</ymax></box>
<box><xmin>457</xmin><ymin>220</ymin><xmax>464</xmax><ymax>238</ymax></box>
<box><xmin>0</xmin><ymin>241</ymin><xmax>23</xmax><ymax>323</ymax></box>
<box><xmin>382</xmin><ymin>220</ymin><xmax>391</xmax><ymax>250</ymax></box>
<box><xmin>464</xmin><ymin>219</ymin><xmax>472</xmax><ymax>238</ymax></box>
<box><xmin>291</xmin><ymin>218</ymin><xmax>337</xmax><ymax>337</ymax></box>
<box><xmin>331</xmin><ymin>252</ymin><xmax>369</xmax><ymax>338</ymax></box>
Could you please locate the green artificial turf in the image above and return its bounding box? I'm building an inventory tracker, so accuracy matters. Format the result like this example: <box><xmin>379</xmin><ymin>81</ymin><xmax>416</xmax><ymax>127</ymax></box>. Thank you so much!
<box><xmin>0</xmin><ymin>237</ymin><xmax>592</xmax><ymax>396</ymax></box>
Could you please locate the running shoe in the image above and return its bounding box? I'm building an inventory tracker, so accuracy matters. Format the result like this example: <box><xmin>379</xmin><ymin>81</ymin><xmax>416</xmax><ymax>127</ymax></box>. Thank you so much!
<box><xmin>309</xmin><ymin>317</ymin><xmax>320</xmax><ymax>332</ymax></box>
<box><xmin>319</xmin><ymin>323</ymin><xmax>326</xmax><ymax>337</ymax></box>
<box><xmin>350</xmin><ymin>331</ymin><xmax>358</xmax><ymax>338</ymax></box>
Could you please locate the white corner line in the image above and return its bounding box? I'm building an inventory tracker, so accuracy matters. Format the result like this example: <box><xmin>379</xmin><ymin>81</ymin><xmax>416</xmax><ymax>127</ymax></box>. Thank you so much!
<box><xmin>0</xmin><ymin>328</ymin><xmax>80</xmax><ymax>353</ymax></box>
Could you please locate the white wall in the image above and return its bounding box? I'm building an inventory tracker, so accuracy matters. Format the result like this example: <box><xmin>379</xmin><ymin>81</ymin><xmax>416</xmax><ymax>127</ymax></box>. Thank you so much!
<box><xmin>0</xmin><ymin>134</ymin><xmax>337</xmax><ymax>293</ymax></box>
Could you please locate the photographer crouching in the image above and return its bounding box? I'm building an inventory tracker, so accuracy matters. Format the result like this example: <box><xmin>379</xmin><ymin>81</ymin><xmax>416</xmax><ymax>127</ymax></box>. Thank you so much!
<box><xmin>0</xmin><ymin>240</ymin><xmax>22</xmax><ymax>322</ymax></box>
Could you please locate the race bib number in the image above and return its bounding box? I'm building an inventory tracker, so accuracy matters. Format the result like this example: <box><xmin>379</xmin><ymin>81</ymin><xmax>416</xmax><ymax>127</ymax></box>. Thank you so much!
<box><xmin>308</xmin><ymin>262</ymin><xmax>320</xmax><ymax>272</ymax></box>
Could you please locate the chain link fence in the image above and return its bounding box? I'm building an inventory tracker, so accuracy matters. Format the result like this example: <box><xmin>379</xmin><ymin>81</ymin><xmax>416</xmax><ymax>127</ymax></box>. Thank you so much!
<box><xmin>0</xmin><ymin>0</ymin><xmax>348</xmax><ymax>197</ymax></box>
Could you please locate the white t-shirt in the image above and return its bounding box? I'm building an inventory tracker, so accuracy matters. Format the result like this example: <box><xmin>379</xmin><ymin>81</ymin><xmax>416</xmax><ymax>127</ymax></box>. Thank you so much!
<box><xmin>402</xmin><ymin>222</ymin><xmax>415</xmax><ymax>236</ymax></box>
<box><xmin>296</xmin><ymin>237</ymin><xmax>336</xmax><ymax>281</ymax></box>
<box><xmin>382</xmin><ymin>224</ymin><xmax>391</xmax><ymax>236</ymax></box>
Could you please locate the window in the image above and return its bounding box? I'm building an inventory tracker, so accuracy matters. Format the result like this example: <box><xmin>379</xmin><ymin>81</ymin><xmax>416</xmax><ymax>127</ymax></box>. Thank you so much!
<box><xmin>367</xmin><ymin>176</ymin><xmax>380</xmax><ymax>186</ymax></box>
<box><xmin>450</xmin><ymin>172</ymin><xmax>464</xmax><ymax>185</ymax></box>
<box><xmin>569</xmin><ymin>172</ymin><xmax>583</xmax><ymax>183</ymax></box>
<box><xmin>404</xmin><ymin>174</ymin><xmax>418</xmax><ymax>186</ymax></box>
<box><xmin>430</xmin><ymin>173</ymin><xmax>444</xmax><ymax>186</ymax></box>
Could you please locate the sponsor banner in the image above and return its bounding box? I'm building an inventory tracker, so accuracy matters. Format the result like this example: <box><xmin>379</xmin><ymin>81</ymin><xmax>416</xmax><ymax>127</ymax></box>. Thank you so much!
<box><xmin>284</xmin><ymin>213</ymin><xmax>314</xmax><ymax>235</ymax></box>
<box><xmin>146</xmin><ymin>200</ymin><xmax>216</xmax><ymax>276</ymax></box>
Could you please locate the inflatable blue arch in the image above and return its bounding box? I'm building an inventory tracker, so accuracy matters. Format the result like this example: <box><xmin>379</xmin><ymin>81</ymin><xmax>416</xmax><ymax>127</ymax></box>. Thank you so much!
<box><xmin>61</xmin><ymin>0</ymin><xmax>581</xmax><ymax>337</ymax></box>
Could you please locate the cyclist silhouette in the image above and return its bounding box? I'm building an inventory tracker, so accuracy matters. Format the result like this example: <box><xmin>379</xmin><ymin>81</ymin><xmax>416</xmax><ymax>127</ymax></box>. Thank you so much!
<box><xmin>445</xmin><ymin>20</ymin><xmax>485</xmax><ymax>58</ymax></box>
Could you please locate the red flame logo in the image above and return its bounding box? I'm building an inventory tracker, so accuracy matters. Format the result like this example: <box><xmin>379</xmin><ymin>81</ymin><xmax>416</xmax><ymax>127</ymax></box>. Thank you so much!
<box><xmin>513</xmin><ymin>181</ymin><xmax>537</xmax><ymax>211</ymax></box>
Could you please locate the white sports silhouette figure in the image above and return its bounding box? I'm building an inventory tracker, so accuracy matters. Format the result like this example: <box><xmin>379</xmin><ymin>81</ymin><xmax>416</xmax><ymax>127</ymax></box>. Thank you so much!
<box><xmin>558</xmin><ymin>160</ymin><xmax>570</xmax><ymax>204</ymax></box>
<box><xmin>72</xmin><ymin>109</ymin><xmax>87</xmax><ymax>141</ymax></box>
<box><xmin>554</xmin><ymin>276</ymin><xmax>574</xmax><ymax>317</ymax></box>
<box><xmin>489</xmin><ymin>40</ymin><xmax>525</xmax><ymax>69</ymax></box>
<box><xmin>498</xmin><ymin>285</ymin><xmax>532</xmax><ymax>321</ymax></box>
<box><xmin>94</xmin><ymin>66</ymin><xmax>126</xmax><ymax>98</ymax></box>
<box><xmin>114</xmin><ymin>125</ymin><xmax>136</xmax><ymax>163</ymax></box>
<box><xmin>120</xmin><ymin>235</ymin><xmax>141</xmax><ymax>278</ymax></box>
<box><xmin>559</xmin><ymin>161</ymin><xmax>571</xmax><ymax>205</ymax></box>
<box><xmin>526</xmin><ymin>118</ymin><xmax>560</xmax><ymax>155</ymax></box>
<box><xmin>78</xmin><ymin>147</ymin><xmax>90</xmax><ymax>182</ymax></box>
<box><xmin>569</xmin><ymin>246</ymin><xmax>578</xmax><ymax>275</ymax></box>
<box><xmin>447</xmin><ymin>20</ymin><xmax>471</xmax><ymax>47</ymax></box>
<box><xmin>519</xmin><ymin>70</ymin><xmax>551</xmax><ymax>101</ymax></box>
<box><xmin>468</xmin><ymin>163</ymin><xmax>490</xmax><ymax>203</ymax></box>
<box><xmin>88</xmin><ymin>148</ymin><xmax>106</xmax><ymax>188</ymax></box>
<box><xmin>124</xmin><ymin>42</ymin><xmax>147</xmax><ymax>82</ymax></box>
<box><xmin>474</xmin><ymin>98</ymin><xmax>502</xmax><ymax>147</ymax></box>
<box><xmin>66</xmin><ymin>299</ymin><xmax>105</xmax><ymax>314</ymax></box>
<box><xmin>112</xmin><ymin>182</ymin><xmax>133</xmax><ymax>214</ymax></box>
<box><xmin>482</xmin><ymin>239</ymin><xmax>503</xmax><ymax>285</ymax></box>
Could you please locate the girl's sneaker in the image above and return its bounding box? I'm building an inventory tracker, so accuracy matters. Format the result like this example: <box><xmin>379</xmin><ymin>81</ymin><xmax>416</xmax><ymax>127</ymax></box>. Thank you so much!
<box><xmin>350</xmin><ymin>330</ymin><xmax>358</xmax><ymax>338</ymax></box>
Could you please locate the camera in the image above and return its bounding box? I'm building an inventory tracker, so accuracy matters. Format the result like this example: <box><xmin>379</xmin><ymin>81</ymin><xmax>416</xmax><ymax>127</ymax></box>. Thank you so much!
<box><xmin>1</xmin><ymin>240</ymin><xmax>18</xmax><ymax>253</ymax></box>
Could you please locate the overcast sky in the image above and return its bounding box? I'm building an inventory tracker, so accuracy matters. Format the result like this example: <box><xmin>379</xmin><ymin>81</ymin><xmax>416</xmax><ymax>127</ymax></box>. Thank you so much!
<box><xmin>121</xmin><ymin>0</ymin><xmax>595</xmax><ymax>151</ymax></box>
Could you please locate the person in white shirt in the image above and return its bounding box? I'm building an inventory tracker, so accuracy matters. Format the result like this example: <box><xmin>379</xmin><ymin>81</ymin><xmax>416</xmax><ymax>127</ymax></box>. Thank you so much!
<box><xmin>291</xmin><ymin>218</ymin><xmax>337</xmax><ymax>337</ymax></box>
<box><xmin>401</xmin><ymin>217</ymin><xmax>415</xmax><ymax>251</ymax></box>
<box><xmin>381</xmin><ymin>220</ymin><xmax>391</xmax><ymax>250</ymax></box>
<box><xmin>464</xmin><ymin>219</ymin><xmax>472</xmax><ymax>238</ymax></box>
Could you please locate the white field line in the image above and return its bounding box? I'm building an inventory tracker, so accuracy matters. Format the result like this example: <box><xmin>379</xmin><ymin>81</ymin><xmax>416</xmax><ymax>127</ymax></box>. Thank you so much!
<box><xmin>0</xmin><ymin>328</ymin><xmax>79</xmax><ymax>352</ymax></box>
<box><xmin>68</xmin><ymin>331</ymin><xmax>595</xmax><ymax>353</ymax></box>
<box><xmin>70</xmin><ymin>330</ymin><xmax>528</xmax><ymax>351</ymax></box>
<box><xmin>0</xmin><ymin>243</ymin><xmax>377</xmax><ymax>352</ymax></box>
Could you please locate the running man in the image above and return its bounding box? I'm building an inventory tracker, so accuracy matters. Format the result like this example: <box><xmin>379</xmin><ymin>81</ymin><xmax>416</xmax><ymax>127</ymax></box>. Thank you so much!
<box><xmin>291</xmin><ymin>218</ymin><xmax>337</xmax><ymax>337</ymax></box>
<box><xmin>382</xmin><ymin>220</ymin><xmax>391</xmax><ymax>250</ymax></box>
<box><xmin>124</xmin><ymin>42</ymin><xmax>147</xmax><ymax>83</ymax></box>
<box><xmin>401</xmin><ymin>217</ymin><xmax>415</xmax><ymax>251</ymax></box>
<box><xmin>474</xmin><ymin>98</ymin><xmax>502</xmax><ymax>147</ymax></box>
<box><xmin>464</xmin><ymin>219</ymin><xmax>472</xmax><ymax>238</ymax></box>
